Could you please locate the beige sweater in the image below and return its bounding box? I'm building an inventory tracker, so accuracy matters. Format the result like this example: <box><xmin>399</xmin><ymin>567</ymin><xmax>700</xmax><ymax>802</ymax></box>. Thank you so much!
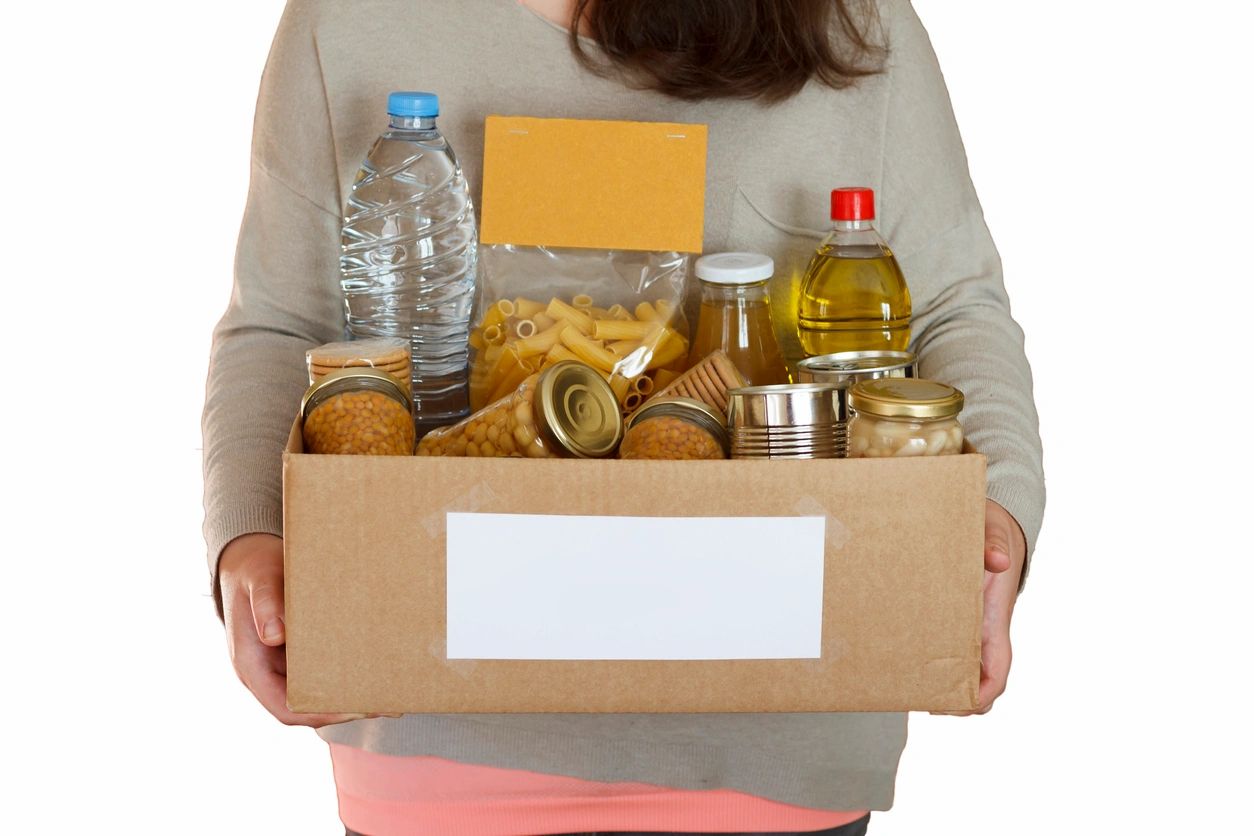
<box><xmin>203</xmin><ymin>0</ymin><xmax>1044</xmax><ymax>812</ymax></box>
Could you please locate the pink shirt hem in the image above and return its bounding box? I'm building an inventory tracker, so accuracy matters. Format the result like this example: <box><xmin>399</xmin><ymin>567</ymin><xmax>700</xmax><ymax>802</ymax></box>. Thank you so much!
<box><xmin>331</xmin><ymin>745</ymin><xmax>867</xmax><ymax>836</ymax></box>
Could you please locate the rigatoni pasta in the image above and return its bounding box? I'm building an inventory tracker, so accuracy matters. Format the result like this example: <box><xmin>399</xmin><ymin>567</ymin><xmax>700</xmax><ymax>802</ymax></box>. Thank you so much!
<box><xmin>468</xmin><ymin>292</ymin><xmax>691</xmax><ymax>415</ymax></box>
<box><xmin>545</xmin><ymin>298</ymin><xmax>595</xmax><ymax>336</ymax></box>
<box><xmin>466</xmin><ymin>245</ymin><xmax>692</xmax><ymax>417</ymax></box>
<box><xmin>592</xmin><ymin>319</ymin><xmax>660</xmax><ymax>342</ymax></box>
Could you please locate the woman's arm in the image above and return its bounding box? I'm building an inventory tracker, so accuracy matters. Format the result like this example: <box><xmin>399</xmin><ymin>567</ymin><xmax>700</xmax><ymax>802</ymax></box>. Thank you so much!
<box><xmin>202</xmin><ymin>0</ymin><xmax>345</xmax><ymax>614</ymax></box>
<box><xmin>877</xmin><ymin>0</ymin><xmax>1046</xmax><ymax>580</ymax></box>
<box><xmin>875</xmin><ymin>0</ymin><xmax>1044</xmax><ymax>713</ymax></box>
<box><xmin>203</xmin><ymin>0</ymin><xmax>371</xmax><ymax>727</ymax></box>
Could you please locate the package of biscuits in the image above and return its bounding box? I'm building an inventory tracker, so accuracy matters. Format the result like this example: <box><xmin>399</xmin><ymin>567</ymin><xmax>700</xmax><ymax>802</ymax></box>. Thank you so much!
<box><xmin>306</xmin><ymin>338</ymin><xmax>411</xmax><ymax>398</ymax></box>
<box><xmin>648</xmin><ymin>350</ymin><xmax>745</xmax><ymax>413</ymax></box>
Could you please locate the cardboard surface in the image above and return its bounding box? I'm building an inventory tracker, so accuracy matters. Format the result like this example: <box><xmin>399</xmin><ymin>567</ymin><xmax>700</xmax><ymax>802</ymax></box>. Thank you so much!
<box><xmin>283</xmin><ymin>426</ymin><xmax>985</xmax><ymax>714</ymax></box>
<box><xmin>479</xmin><ymin>116</ymin><xmax>707</xmax><ymax>253</ymax></box>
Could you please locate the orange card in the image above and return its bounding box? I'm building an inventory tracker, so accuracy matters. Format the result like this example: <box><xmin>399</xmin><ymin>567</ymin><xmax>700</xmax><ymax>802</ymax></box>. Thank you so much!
<box><xmin>480</xmin><ymin>116</ymin><xmax>707</xmax><ymax>253</ymax></box>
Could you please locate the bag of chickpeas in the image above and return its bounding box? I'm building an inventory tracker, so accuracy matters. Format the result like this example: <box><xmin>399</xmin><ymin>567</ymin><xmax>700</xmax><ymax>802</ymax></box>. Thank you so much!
<box><xmin>419</xmin><ymin>360</ymin><xmax>624</xmax><ymax>459</ymax></box>
<box><xmin>468</xmin><ymin>246</ymin><xmax>692</xmax><ymax>422</ymax></box>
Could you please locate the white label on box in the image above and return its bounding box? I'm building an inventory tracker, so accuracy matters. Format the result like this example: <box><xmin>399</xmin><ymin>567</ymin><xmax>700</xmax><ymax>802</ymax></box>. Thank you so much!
<box><xmin>445</xmin><ymin>513</ymin><xmax>825</xmax><ymax>660</ymax></box>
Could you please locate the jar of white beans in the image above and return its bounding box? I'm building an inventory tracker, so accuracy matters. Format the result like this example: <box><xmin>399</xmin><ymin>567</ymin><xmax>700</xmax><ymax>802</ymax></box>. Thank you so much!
<box><xmin>847</xmin><ymin>378</ymin><xmax>964</xmax><ymax>458</ymax></box>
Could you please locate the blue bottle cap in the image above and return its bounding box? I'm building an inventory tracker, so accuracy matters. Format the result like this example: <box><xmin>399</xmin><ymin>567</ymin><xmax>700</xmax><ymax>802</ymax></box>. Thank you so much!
<box><xmin>387</xmin><ymin>91</ymin><xmax>439</xmax><ymax>118</ymax></box>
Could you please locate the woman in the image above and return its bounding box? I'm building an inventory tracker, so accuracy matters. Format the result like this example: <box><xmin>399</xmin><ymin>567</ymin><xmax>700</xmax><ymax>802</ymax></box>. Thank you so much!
<box><xmin>204</xmin><ymin>0</ymin><xmax>1045</xmax><ymax>833</ymax></box>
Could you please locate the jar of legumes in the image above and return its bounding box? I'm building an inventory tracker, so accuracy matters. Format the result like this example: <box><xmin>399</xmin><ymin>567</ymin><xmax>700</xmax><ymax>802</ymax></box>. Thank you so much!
<box><xmin>847</xmin><ymin>378</ymin><xmax>964</xmax><ymax>458</ymax></box>
<box><xmin>301</xmin><ymin>368</ymin><xmax>416</xmax><ymax>455</ymax></box>
<box><xmin>619</xmin><ymin>397</ymin><xmax>729</xmax><ymax>460</ymax></box>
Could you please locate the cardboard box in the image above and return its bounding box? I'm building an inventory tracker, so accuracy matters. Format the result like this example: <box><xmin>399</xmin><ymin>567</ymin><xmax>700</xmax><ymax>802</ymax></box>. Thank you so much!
<box><xmin>284</xmin><ymin>118</ymin><xmax>984</xmax><ymax>714</ymax></box>
<box><xmin>283</xmin><ymin>419</ymin><xmax>985</xmax><ymax>714</ymax></box>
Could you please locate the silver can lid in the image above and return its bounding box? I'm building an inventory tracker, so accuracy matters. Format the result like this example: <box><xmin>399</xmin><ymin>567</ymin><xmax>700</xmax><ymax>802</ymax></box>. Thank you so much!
<box><xmin>796</xmin><ymin>350</ymin><xmax>917</xmax><ymax>385</ymax></box>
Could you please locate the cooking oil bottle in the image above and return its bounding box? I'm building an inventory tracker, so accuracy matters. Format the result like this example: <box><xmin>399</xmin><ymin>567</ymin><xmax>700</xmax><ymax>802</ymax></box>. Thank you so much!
<box><xmin>798</xmin><ymin>188</ymin><xmax>911</xmax><ymax>355</ymax></box>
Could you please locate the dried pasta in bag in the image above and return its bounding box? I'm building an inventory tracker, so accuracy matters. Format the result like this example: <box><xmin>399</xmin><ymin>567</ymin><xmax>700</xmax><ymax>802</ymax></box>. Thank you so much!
<box><xmin>467</xmin><ymin>246</ymin><xmax>691</xmax><ymax>420</ymax></box>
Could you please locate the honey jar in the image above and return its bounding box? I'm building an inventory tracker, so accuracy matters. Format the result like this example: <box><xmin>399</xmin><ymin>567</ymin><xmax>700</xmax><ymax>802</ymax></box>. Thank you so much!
<box><xmin>619</xmin><ymin>397</ymin><xmax>729</xmax><ymax>460</ymax></box>
<box><xmin>300</xmin><ymin>369</ymin><xmax>415</xmax><ymax>455</ymax></box>
<box><xmin>847</xmin><ymin>378</ymin><xmax>964</xmax><ymax>458</ymax></box>
<box><xmin>686</xmin><ymin>253</ymin><xmax>790</xmax><ymax>386</ymax></box>
<box><xmin>417</xmin><ymin>361</ymin><xmax>623</xmax><ymax>458</ymax></box>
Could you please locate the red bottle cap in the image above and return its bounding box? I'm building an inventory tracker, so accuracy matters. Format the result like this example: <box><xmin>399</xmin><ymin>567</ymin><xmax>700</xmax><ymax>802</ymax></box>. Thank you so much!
<box><xmin>831</xmin><ymin>188</ymin><xmax>875</xmax><ymax>221</ymax></box>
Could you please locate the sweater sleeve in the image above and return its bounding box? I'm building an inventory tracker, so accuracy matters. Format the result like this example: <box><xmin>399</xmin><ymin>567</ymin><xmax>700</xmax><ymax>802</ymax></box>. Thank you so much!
<box><xmin>201</xmin><ymin>0</ymin><xmax>345</xmax><ymax>613</ymax></box>
<box><xmin>875</xmin><ymin>0</ymin><xmax>1045</xmax><ymax>586</ymax></box>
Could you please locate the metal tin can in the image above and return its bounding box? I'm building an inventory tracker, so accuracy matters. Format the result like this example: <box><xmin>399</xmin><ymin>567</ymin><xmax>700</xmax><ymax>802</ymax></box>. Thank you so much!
<box><xmin>620</xmin><ymin>397</ymin><xmax>729</xmax><ymax>460</ymax></box>
<box><xmin>300</xmin><ymin>368</ymin><xmax>415</xmax><ymax>455</ymax></box>
<box><xmin>726</xmin><ymin>383</ymin><xmax>845</xmax><ymax>459</ymax></box>
<box><xmin>847</xmin><ymin>378</ymin><xmax>964</xmax><ymax>458</ymax></box>
<box><xmin>796</xmin><ymin>350</ymin><xmax>917</xmax><ymax>387</ymax></box>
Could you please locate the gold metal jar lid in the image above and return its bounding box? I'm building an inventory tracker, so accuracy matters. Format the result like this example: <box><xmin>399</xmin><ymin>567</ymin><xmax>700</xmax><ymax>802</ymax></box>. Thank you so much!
<box><xmin>300</xmin><ymin>367</ymin><xmax>412</xmax><ymax>418</ymax></box>
<box><xmin>628</xmin><ymin>396</ymin><xmax>730</xmax><ymax>455</ymax></box>
<box><xmin>847</xmin><ymin>378</ymin><xmax>964</xmax><ymax>419</ymax></box>
<box><xmin>533</xmin><ymin>361</ymin><xmax>624</xmax><ymax>458</ymax></box>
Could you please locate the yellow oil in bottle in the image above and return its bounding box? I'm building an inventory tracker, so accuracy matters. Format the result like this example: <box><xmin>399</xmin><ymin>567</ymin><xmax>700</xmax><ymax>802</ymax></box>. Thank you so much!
<box><xmin>768</xmin><ymin>269</ymin><xmax>804</xmax><ymax>380</ymax></box>
<box><xmin>798</xmin><ymin>243</ymin><xmax>912</xmax><ymax>355</ymax></box>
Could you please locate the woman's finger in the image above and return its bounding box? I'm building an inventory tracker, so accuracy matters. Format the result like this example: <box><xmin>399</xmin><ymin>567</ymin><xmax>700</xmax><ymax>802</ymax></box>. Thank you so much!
<box><xmin>977</xmin><ymin>632</ymin><xmax>1012</xmax><ymax>713</ymax></box>
<box><xmin>232</xmin><ymin>619</ymin><xmax>367</xmax><ymax>726</ymax></box>
<box><xmin>248</xmin><ymin>564</ymin><xmax>286</xmax><ymax>647</ymax></box>
<box><xmin>977</xmin><ymin>568</ymin><xmax>1016</xmax><ymax>713</ymax></box>
<box><xmin>984</xmin><ymin>504</ymin><xmax>1012</xmax><ymax>574</ymax></box>
<box><xmin>250</xmin><ymin>655</ymin><xmax>369</xmax><ymax>727</ymax></box>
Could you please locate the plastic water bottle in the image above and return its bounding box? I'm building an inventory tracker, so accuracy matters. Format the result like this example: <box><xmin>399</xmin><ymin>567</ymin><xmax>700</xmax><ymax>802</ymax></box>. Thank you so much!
<box><xmin>340</xmin><ymin>91</ymin><xmax>478</xmax><ymax>435</ymax></box>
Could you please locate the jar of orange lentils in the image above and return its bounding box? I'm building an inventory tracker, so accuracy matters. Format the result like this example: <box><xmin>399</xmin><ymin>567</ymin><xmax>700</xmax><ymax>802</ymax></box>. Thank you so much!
<box><xmin>300</xmin><ymin>368</ymin><xmax>415</xmax><ymax>455</ymax></box>
<box><xmin>619</xmin><ymin>397</ymin><xmax>728</xmax><ymax>460</ymax></box>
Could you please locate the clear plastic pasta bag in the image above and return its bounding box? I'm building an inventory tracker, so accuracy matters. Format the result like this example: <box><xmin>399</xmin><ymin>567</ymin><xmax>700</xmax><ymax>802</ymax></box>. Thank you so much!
<box><xmin>418</xmin><ymin>360</ymin><xmax>624</xmax><ymax>459</ymax></box>
<box><xmin>418</xmin><ymin>372</ymin><xmax>550</xmax><ymax>458</ymax></box>
<box><xmin>467</xmin><ymin>245</ymin><xmax>691</xmax><ymax>418</ymax></box>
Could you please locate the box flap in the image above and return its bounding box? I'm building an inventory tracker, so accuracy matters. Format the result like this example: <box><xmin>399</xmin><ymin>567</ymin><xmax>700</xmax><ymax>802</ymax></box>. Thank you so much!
<box><xmin>479</xmin><ymin>116</ymin><xmax>707</xmax><ymax>253</ymax></box>
<box><xmin>285</xmin><ymin>416</ymin><xmax>303</xmax><ymax>455</ymax></box>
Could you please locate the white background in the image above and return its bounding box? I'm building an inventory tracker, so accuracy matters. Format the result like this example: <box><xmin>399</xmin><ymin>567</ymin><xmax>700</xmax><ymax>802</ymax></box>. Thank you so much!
<box><xmin>2</xmin><ymin>0</ymin><xmax>1251</xmax><ymax>833</ymax></box>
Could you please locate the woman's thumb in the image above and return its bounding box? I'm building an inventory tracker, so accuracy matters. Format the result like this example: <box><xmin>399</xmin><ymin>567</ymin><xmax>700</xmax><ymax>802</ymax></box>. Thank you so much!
<box><xmin>984</xmin><ymin>504</ymin><xmax>1012</xmax><ymax>574</ymax></box>
<box><xmin>248</xmin><ymin>571</ymin><xmax>286</xmax><ymax>647</ymax></box>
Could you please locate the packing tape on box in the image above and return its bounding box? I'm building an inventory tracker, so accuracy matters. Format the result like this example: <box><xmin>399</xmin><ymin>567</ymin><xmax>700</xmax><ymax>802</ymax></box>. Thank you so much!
<box><xmin>792</xmin><ymin>496</ymin><xmax>851</xmax><ymax>552</ymax></box>
<box><xmin>419</xmin><ymin>483</ymin><xmax>500</xmax><ymax>540</ymax></box>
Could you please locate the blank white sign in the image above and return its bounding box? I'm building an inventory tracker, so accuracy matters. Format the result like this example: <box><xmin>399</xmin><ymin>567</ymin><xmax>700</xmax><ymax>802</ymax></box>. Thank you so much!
<box><xmin>445</xmin><ymin>513</ymin><xmax>826</xmax><ymax>660</ymax></box>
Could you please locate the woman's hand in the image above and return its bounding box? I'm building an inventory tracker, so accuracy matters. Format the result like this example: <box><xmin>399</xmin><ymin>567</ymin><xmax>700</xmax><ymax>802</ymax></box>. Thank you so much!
<box><xmin>974</xmin><ymin>499</ymin><xmax>1027</xmax><ymax>713</ymax></box>
<box><xmin>937</xmin><ymin>499</ymin><xmax>1027</xmax><ymax>716</ymax></box>
<box><xmin>218</xmin><ymin>533</ymin><xmax>372</xmax><ymax>728</ymax></box>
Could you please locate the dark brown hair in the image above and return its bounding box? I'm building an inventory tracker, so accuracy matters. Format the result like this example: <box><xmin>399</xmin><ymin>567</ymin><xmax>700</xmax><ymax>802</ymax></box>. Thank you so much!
<box><xmin>571</xmin><ymin>0</ymin><xmax>885</xmax><ymax>102</ymax></box>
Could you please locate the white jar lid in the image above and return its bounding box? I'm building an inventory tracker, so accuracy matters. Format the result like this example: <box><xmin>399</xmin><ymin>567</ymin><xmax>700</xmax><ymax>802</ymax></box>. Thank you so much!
<box><xmin>695</xmin><ymin>252</ymin><xmax>774</xmax><ymax>285</ymax></box>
